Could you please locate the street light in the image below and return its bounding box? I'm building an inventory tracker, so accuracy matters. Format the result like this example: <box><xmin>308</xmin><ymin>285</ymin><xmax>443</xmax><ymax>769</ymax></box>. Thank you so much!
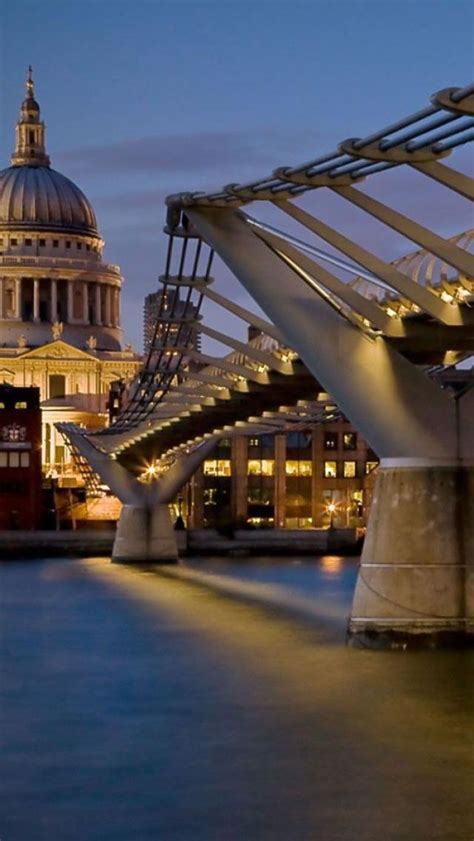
<box><xmin>326</xmin><ymin>501</ymin><xmax>337</xmax><ymax>529</ymax></box>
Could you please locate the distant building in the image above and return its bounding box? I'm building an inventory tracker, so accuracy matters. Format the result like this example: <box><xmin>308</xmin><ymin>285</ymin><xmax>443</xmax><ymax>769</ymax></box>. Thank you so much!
<box><xmin>0</xmin><ymin>386</ymin><xmax>42</xmax><ymax>529</ymax></box>
<box><xmin>0</xmin><ymin>70</ymin><xmax>140</xmax><ymax>480</ymax></box>
<box><xmin>186</xmin><ymin>420</ymin><xmax>378</xmax><ymax>530</ymax></box>
<box><xmin>143</xmin><ymin>288</ymin><xmax>201</xmax><ymax>355</ymax></box>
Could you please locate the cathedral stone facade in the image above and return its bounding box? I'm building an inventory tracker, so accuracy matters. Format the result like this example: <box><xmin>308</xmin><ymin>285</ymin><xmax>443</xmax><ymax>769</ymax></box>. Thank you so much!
<box><xmin>0</xmin><ymin>70</ymin><xmax>140</xmax><ymax>478</ymax></box>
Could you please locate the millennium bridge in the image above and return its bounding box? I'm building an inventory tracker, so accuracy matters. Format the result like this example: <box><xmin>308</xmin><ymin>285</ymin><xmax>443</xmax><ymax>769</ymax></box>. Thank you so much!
<box><xmin>60</xmin><ymin>83</ymin><xmax>474</xmax><ymax>647</ymax></box>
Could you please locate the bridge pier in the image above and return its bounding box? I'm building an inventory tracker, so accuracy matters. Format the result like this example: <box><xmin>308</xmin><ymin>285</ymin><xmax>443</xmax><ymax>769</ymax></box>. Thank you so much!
<box><xmin>348</xmin><ymin>465</ymin><xmax>474</xmax><ymax>648</ymax></box>
<box><xmin>57</xmin><ymin>426</ymin><xmax>219</xmax><ymax>565</ymax></box>
<box><xmin>112</xmin><ymin>503</ymin><xmax>178</xmax><ymax>564</ymax></box>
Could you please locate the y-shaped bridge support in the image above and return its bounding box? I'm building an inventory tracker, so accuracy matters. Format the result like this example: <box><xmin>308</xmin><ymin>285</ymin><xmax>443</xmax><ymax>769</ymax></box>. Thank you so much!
<box><xmin>187</xmin><ymin>207</ymin><xmax>474</xmax><ymax>647</ymax></box>
<box><xmin>63</xmin><ymin>430</ymin><xmax>218</xmax><ymax>563</ymax></box>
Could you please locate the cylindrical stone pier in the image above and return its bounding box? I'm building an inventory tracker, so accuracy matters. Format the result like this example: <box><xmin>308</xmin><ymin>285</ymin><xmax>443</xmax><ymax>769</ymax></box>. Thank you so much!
<box><xmin>348</xmin><ymin>465</ymin><xmax>474</xmax><ymax>648</ymax></box>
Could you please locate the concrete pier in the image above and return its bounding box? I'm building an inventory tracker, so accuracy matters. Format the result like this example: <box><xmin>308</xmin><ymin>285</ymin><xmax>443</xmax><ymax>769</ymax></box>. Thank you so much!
<box><xmin>112</xmin><ymin>504</ymin><xmax>178</xmax><ymax>564</ymax></box>
<box><xmin>348</xmin><ymin>466</ymin><xmax>474</xmax><ymax>648</ymax></box>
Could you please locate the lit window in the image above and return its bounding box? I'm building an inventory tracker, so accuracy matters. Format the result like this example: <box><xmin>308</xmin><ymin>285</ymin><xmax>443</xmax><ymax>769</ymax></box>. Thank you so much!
<box><xmin>203</xmin><ymin>459</ymin><xmax>232</xmax><ymax>477</ymax></box>
<box><xmin>324</xmin><ymin>461</ymin><xmax>337</xmax><ymax>478</ymax></box>
<box><xmin>0</xmin><ymin>402</ymin><xmax>5</xmax><ymax>409</ymax></box>
<box><xmin>249</xmin><ymin>438</ymin><xmax>259</xmax><ymax>447</ymax></box>
<box><xmin>0</xmin><ymin>453</ymin><xmax>7</xmax><ymax>467</ymax></box>
<box><xmin>248</xmin><ymin>459</ymin><xmax>274</xmax><ymax>476</ymax></box>
<box><xmin>365</xmin><ymin>461</ymin><xmax>378</xmax><ymax>474</ymax></box>
<box><xmin>9</xmin><ymin>452</ymin><xmax>20</xmax><ymax>468</ymax></box>
<box><xmin>285</xmin><ymin>460</ymin><xmax>312</xmax><ymax>477</ymax></box>
<box><xmin>14</xmin><ymin>402</ymin><xmax>27</xmax><ymax>409</ymax></box>
<box><xmin>324</xmin><ymin>432</ymin><xmax>338</xmax><ymax>450</ymax></box>
<box><xmin>343</xmin><ymin>460</ymin><xmax>357</xmax><ymax>478</ymax></box>
<box><xmin>343</xmin><ymin>432</ymin><xmax>357</xmax><ymax>450</ymax></box>
<box><xmin>20</xmin><ymin>452</ymin><xmax>30</xmax><ymax>467</ymax></box>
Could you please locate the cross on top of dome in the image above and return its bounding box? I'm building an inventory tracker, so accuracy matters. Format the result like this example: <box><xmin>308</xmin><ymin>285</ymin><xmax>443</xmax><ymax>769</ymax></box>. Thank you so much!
<box><xmin>11</xmin><ymin>67</ymin><xmax>50</xmax><ymax>167</ymax></box>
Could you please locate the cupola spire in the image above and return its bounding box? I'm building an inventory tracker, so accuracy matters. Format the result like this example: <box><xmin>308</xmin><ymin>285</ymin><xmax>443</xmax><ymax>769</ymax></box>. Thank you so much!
<box><xmin>11</xmin><ymin>67</ymin><xmax>50</xmax><ymax>167</ymax></box>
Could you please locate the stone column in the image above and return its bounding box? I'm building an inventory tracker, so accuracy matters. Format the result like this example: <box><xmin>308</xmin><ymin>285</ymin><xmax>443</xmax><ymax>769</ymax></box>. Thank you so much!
<box><xmin>95</xmin><ymin>283</ymin><xmax>102</xmax><ymax>325</ymax></box>
<box><xmin>50</xmin><ymin>279</ymin><xmax>57</xmax><ymax>322</ymax></box>
<box><xmin>83</xmin><ymin>282</ymin><xmax>89</xmax><ymax>324</ymax></box>
<box><xmin>15</xmin><ymin>278</ymin><xmax>22</xmax><ymax>319</ymax></box>
<box><xmin>67</xmin><ymin>280</ymin><xmax>74</xmax><ymax>323</ymax></box>
<box><xmin>115</xmin><ymin>287</ymin><xmax>120</xmax><ymax>327</ymax></box>
<box><xmin>0</xmin><ymin>278</ymin><xmax>3</xmax><ymax>319</ymax></box>
<box><xmin>104</xmin><ymin>285</ymin><xmax>112</xmax><ymax>326</ymax></box>
<box><xmin>33</xmin><ymin>278</ymin><xmax>40</xmax><ymax>322</ymax></box>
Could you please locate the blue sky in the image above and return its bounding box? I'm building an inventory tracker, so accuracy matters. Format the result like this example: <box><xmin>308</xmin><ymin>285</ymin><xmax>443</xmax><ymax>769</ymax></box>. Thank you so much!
<box><xmin>1</xmin><ymin>0</ymin><xmax>473</xmax><ymax>349</ymax></box>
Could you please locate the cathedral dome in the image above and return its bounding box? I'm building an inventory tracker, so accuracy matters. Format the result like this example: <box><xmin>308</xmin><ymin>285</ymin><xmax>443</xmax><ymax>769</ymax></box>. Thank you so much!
<box><xmin>0</xmin><ymin>69</ymin><xmax>124</xmax><ymax>353</ymax></box>
<box><xmin>0</xmin><ymin>165</ymin><xmax>99</xmax><ymax>237</ymax></box>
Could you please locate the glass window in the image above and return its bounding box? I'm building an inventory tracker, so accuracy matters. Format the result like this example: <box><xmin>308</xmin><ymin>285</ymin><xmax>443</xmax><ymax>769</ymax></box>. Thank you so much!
<box><xmin>343</xmin><ymin>432</ymin><xmax>357</xmax><ymax>450</ymax></box>
<box><xmin>0</xmin><ymin>452</ymin><xmax>7</xmax><ymax>467</ymax></box>
<box><xmin>9</xmin><ymin>452</ymin><xmax>20</xmax><ymax>468</ymax></box>
<box><xmin>20</xmin><ymin>452</ymin><xmax>30</xmax><ymax>467</ymax></box>
<box><xmin>343</xmin><ymin>460</ymin><xmax>357</xmax><ymax>478</ymax></box>
<box><xmin>248</xmin><ymin>459</ymin><xmax>274</xmax><ymax>476</ymax></box>
<box><xmin>14</xmin><ymin>401</ymin><xmax>27</xmax><ymax>409</ymax></box>
<box><xmin>39</xmin><ymin>239</ymin><xmax>46</xmax><ymax>247</ymax></box>
<box><xmin>11</xmin><ymin>238</ymin><xmax>17</xmax><ymax>246</ymax></box>
<box><xmin>365</xmin><ymin>461</ymin><xmax>378</xmax><ymax>474</ymax></box>
<box><xmin>203</xmin><ymin>459</ymin><xmax>232</xmax><ymax>476</ymax></box>
<box><xmin>25</xmin><ymin>238</ymin><xmax>32</xmax><ymax>246</ymax></box>
<box><xmin>66</xmin><ymin>241</ymin><xmax>71</xmax><ymax>249</ymax></box>
<box><xmin>324</xmin><ymin>432</ymin><xmax>338</xmax><ymax>450</ymax></box>
<box><xmin>285</xmin><ymin>460</ymin><xmax>312</xmax><ymax>477</ymax></box>
<box><xmin>324</xmin><ymin>461</ymin><xmax>337</xmax><ymax>478</ymax></box>
<box><xmin>53</xmin><ymin>240</ymin><xmax>59</xmax><ymax>248</ymax></box>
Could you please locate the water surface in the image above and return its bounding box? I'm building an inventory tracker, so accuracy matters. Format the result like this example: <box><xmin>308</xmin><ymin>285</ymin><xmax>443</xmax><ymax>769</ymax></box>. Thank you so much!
<box><xmin>0</xmin><ymin>555</ymin><xmax>472</xmax><ymax>841</ymax></box>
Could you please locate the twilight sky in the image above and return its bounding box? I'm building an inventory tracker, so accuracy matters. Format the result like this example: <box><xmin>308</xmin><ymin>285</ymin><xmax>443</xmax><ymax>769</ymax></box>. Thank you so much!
<box><xmin>1</xmin><ymin>0</ymin><xmax>473</xmax><ymax>350</ymax></box>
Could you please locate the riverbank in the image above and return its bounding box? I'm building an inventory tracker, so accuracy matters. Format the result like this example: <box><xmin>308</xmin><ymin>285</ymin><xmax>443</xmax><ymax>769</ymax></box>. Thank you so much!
<box><xmin>0</xmin><ymin>527</ymin><xmax>362</xmax><ymax>559</ymax></box>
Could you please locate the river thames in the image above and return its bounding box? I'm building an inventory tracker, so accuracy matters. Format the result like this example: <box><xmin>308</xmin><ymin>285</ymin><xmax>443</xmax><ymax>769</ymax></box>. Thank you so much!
<box><xmin>1</xmin><ymin>555</ymin><xmax>473</xmax><ymax>841</ymax></box>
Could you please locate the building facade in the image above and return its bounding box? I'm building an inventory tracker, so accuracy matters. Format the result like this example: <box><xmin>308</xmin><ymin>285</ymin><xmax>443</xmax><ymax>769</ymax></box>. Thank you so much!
<box><xmin>143</xmin><ymin>288</ymin><xmax>201</xmax><ymax>355</ymax></box>
<box><xmin>187</xmin><ymin>420</ymin><xmax>378</xmax><ymax>530</ymax></box>
<box><xmin>0</xmin><ymin>385</ymin><xmax>42</xmax><ymax>529</ymax></box>
<box><xmin>0</xmin><ymin>70</ymin><xmax>140</xmax><ymax>479</ymax></box>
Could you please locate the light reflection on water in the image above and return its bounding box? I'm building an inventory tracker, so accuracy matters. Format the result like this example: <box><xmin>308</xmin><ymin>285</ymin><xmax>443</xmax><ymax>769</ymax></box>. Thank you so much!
<box><xmin>0</xmin><ymin>554</ymin><xmax>473</xmax><ymax>841</ymax></box>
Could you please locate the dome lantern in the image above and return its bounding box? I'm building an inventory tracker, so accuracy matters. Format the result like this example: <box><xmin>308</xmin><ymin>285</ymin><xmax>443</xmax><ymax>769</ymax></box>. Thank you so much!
<box><xmin>11</xmin><ymin>66</ymin><xmax>50</xmax><ymax>168</ymax></box>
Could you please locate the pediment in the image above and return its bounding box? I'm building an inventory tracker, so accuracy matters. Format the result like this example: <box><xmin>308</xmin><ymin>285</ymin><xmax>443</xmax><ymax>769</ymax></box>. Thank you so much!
<box><xmin>0</xmin><ymin>368</ymin><xmax>15</xmax><ymax>383</ymax></box>
<box><xmin>19</xmin><ymin>340</ymin><xmax>97</xmax><ymax>362</ymax></box>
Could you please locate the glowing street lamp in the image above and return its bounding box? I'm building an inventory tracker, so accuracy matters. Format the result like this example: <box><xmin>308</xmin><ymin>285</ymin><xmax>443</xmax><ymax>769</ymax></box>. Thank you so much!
<box><xmin>326</xmin><ymin>501</ymin><xmax>337</xmax><ymax>529</ymax></box>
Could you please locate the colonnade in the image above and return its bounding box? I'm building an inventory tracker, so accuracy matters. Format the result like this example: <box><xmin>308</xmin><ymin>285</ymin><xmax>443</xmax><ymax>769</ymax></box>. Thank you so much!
<box><xmin>0</xmin><ymin>276</ymin><xmax>120</xmax><ymax>327</ymax></box>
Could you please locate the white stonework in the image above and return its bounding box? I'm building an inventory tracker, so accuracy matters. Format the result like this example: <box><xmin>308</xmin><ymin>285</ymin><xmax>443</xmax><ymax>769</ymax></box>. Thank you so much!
<box><xmin>0</xmin><ymin>70</ymin><xmax>141</xmax><ymax>475</ymax></box>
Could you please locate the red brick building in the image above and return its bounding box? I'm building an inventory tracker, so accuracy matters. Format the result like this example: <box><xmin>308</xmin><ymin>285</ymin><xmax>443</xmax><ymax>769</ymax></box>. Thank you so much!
<box><xmin>0</xmin><ymin>386</ymin><xmax>42</xmax><ymax>530</ymax></box>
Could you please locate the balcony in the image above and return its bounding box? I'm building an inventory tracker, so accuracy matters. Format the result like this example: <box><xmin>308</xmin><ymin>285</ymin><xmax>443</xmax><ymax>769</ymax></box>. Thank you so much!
<box><xmin>0</xmin><ymin>255</ymin><xmax>121</xmax><ymax>277</ymax></box>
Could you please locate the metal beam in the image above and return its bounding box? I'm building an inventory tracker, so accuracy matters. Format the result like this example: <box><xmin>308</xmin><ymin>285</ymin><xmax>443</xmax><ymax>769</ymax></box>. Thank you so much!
<box><xmin>198</xmin><ymin>322</ymin><xmax>293</xmax><ymax>374</ymax></box>
<box><xmin>332</xmin><ymin>186</ymin><xmax>474</xmax><ymax>278</ymax></box>
<box><xmin>185</xmin><ymin>349</ymin><xmax>270</xmax><ymax>384</ymax></box>
<box><xmin>194</xmin><ymin>282</ymin><xmax>284</xmax><ymax>342</ymax></box>
<box><xmin>275</xmin><ymin>200</ymin><xmax>463</xmax><ymax>325</ymax></box>
<box><xmin>187</xmin><ymin>205</ymin><xmax>456</xmax><ymax>460</ymax></box>
<box><xmin>253</xmin><ymin>224</ymin><xmax>395</xmax><ymax>332</ymax></box>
